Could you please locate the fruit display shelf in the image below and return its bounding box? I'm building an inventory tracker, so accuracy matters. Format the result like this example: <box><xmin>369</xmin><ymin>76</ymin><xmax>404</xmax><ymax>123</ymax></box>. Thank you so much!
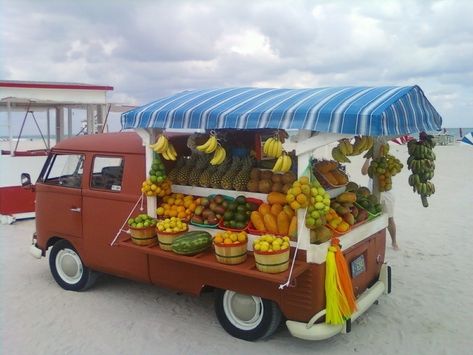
<box><xmin>117</xmin><ymin>236</ymin><xmax>310</xmax><ymax>284</ymax></box>
<box><xmin>171</xmin><ymin>184</ymin><xmax>345</xmax><ymax>201</ymax></box>
<box><xmin>306</xmin><ymin>213</ymin><xmax>388</xmax><ymax>264</ymax></box>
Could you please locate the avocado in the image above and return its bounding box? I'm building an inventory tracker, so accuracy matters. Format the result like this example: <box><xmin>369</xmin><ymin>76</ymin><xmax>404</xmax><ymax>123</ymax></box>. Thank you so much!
<box><xmin>234</xmin><ymin>212</ymin><xmax>247</xmax><ymax>223</ymax></box>
<box><xmin>227</xmin><ymin>202</ymin><xmax>237</xmax><ymax>211</ymax></box>
<box><xmin>223</xmin><ymin>211</ymin><xmax>234</xmax><ymax>221</ymax></box>
<box><xmin>235</xmin><ymin>195</ymin><xmax>246</xmax><ymax>205</ymax></box>
<box><xmin>236</xmin><ymin>205</ymin><xmax>247</xmax><ymax>213</ymax></box>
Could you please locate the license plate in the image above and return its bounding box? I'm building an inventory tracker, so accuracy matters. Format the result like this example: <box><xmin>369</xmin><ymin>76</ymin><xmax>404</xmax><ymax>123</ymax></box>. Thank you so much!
<box><xmin>351</xmin><ymin>254</ymin><xmax>366</xmax><ymax>278</ymax></box>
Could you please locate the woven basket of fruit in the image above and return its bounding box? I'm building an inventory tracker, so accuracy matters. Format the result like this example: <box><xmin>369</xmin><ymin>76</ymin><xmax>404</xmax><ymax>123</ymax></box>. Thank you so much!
<box><xmin>213</xmin><ymin>231</ymin><xmax>248</xmax><ymax>265</ymax></box>
<box><xmin>253</xmin><ymin>235</ymin><xmax>290</xmax><ymax>273</ymax></box>
<box><xmin>156</xmin><ymin>217</ymin><xmax>189</xmax><ymax>251</ymax></box>
<box><xmin>129</xmin><ymin>227</ymin><xmax>157</xmax><ymax>246</ymax></box>
<box><xmin>128</xmin><ymin>214</ymin><xmax>158</xmax><ymax>246</ymax></box>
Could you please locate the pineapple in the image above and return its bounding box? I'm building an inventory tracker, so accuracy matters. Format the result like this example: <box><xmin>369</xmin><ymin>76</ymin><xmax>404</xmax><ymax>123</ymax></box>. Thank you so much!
<box><xmin>188</xmin><ymin>155</ymin><xmax>210</xmax><ymax>186</ymax></box>
<box><xmin>199</xmin><ymin>164</ymin><xmax>218</xmax><ymax>187</ymax></box>
<box><xmin>210</xmin><ymin>158</ymin><xmax>231</xmax><ymax>189</ymax></box>
<box><xmin>233</xmin><ymin>156</ymin><xmax>253</xmax><ymax>191</ymax></box>
<box><xmin>221</xmin><ymin>157</ymin><xmax>241</xmax><ymax>190</ymax></box>
<box><xmin>167</xmin><ymin>157</ymin><xmax>186</xmax><ymax>182</ymax></box>
<box><xmin>176</xmin><ymin>154</ymin><xmax>198</xmax><ymax>185</ymax></box>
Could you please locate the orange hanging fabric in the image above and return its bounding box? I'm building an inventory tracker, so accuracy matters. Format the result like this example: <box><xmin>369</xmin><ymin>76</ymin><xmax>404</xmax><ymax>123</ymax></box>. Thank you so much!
<box><xmin>325</xmin><ymin>238</ymin><xmax>357</xmax><ymax>324</ymax></box>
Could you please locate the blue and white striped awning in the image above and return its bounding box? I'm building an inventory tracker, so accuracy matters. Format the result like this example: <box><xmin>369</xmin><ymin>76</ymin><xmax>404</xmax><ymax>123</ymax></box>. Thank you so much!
<box><xmin>121</xmin><ymin>86</ymin><xmax>442</xmax><ymax>136</ymax></box>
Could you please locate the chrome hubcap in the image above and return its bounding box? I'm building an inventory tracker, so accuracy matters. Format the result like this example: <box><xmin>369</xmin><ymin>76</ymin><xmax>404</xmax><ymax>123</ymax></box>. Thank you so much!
<box><xmin>56</xmin><ymin>248</ymin><xmax>83</xmax><ymax>284</ymax></box>
<box><xmin>223</xmin><ymin>291</ymin><xmax>263</xmax><ymax>330</ymax></box>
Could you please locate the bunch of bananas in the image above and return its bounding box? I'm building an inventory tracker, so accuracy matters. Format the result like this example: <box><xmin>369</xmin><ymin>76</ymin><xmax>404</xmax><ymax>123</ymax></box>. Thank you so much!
<box><xmin>367</xmin><ymin>154</ymin><xmax>403</xmax><ymax>192</ymax></box>
<box><xmin>197</xmin><ymin>135</ymin><xmax>218</xmax><ymax>154</ymax></box>
<box><xmin>150</xmin><ymin>134</ymin><xmax>177</xmax><ymax>161</ymax></box>
<box><xmin>272</xmin><ymin>152</ymin><xmax>292</xmax><ymax>173</ymax></box>
<box><xmin>209</xmin><ymin>145</ymin><xmax>227</xmax><ymax>165</ymax></box>
<box><xmin>263</xmin><ymin>136</ymin><xmax>283</xmax><ymax>158</ymax></box>
<box><xmin>150</xmin><ymin>135</ymin><xmax>169</xmax><ymax>154</ymax></box>
<box><xmin>407</xmin><ymin>134</ymin><xmax>436</xmax><ymax>207</ymax></box>
<box><xmin>161</xmin><ymin>144</ymin><xmax>177</xmax><ymax>161</ymax></box>
<box><xmin>332</xmin><ymin>136</ymin><xmax>374</xmax><ymax>163</ymax></box>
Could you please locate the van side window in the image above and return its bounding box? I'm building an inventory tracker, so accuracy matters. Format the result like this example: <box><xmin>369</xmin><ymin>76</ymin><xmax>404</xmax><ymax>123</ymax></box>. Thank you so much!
<box><xmin>43</xmin><ymin>154</ymin><xmax>84</xmax><ymax>188</ymax></box>
<box><xmin>91</xmin><ymin>156</ymin><xmax>124</xmax><ymax>191</ymax></box>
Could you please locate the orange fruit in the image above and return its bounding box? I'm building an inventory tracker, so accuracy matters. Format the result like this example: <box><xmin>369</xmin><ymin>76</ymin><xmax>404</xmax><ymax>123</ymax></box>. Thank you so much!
<box><xmin>299</xmin><ymin>176</ymin><xmax>310</xmax><ymax>185</ymax></box>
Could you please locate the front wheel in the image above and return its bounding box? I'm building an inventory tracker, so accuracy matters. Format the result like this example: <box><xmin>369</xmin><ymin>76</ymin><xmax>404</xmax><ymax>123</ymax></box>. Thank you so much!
<box><xmin>214</xmin><ymin>289</ymin><xmax>282</xmax><ymax>341</ymax></box>
<box><xmin>49</xmin><ymin>240</ymin><xmax>97</xmax><ymax>291</ymax></box>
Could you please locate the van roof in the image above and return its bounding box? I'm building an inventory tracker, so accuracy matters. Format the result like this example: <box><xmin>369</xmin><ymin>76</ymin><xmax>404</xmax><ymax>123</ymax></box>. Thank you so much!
<box><xmin>53</xmin><ymin>132</ymin><xmax>144</xmax><ymax>154</ymax></box>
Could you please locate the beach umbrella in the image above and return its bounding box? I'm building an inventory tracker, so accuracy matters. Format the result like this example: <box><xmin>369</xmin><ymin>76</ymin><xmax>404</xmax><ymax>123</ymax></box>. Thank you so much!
<box><xmin>462</xmin><ymin>131</ymin><xmax>473</xmax><ymax>145</ymax></box>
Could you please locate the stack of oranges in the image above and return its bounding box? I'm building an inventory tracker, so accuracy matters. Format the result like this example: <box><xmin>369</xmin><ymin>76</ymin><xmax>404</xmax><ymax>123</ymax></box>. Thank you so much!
<box><xmin>156</xmin><ymin>193</ymin><xmax>197</xmax><ymax>221</ymax></box>
<box><xmin>285</xmin><ymin>176</ymin><xmax>311</xmax><ymax>210</ymax></box>
<box><xmin>141</xmin><ymin>178</ymin><xmax>172</xmax><ymax>197</ymax></box>
<box><xmin>213</xmin><ymin>230</ymin><xmax>247</xmax><ymax>245</ymax></box>
<box><xmin>325</xmin><ymin>208</ymin><xmax>350</xmax><ymax>233</ymax></box>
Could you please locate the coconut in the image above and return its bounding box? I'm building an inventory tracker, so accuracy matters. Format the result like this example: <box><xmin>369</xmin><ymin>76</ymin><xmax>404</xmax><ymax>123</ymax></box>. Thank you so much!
<box><xmin>258</xmin><ymin>179</ymin><xmax>272</xmax><ymax>193</ymax></box>
<box><xmin>247</xmin><ymin>179</ymin><xmax>259</xmax><ymax>192</ymax></box>
<box><xmin>281</xmin><ymin>171</ymin><xmax>296</xmax><ymax>184</ymax></box>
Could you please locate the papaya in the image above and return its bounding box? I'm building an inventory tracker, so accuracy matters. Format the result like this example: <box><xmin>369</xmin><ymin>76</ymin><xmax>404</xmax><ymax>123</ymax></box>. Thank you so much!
<box><xmin>267</xmin><ymin>192</ymin><xmax>287</xmax><ymax>205</ymax></box>
<box><xmin>277</xmin><ymin>211</ymin><xmax>290</xmax><ymax>235</ymax></box>
<box><xmin>250</xmin><ymin>211</ymin><xmax>266</xmax><ymax>231</ymax></box>
<box><xmin>322</xmin><ymin>171</ymin><xmax>339</xmax><ymax>186</ymax></box>
<box><xmin>270</xmin><ymin>203</ymin><xmax>283</xmax><ymax>216</ymax></box>
<box><xmin>336</xmin><ymin>191</ymin><xmax>357</xmax><ymax>203</ymax></box>
<box><xmin>331</xmin><ymin>169</ymin><xmax>348</xmax><ymax>185</ymax></box>
<box><xmin>258</xmin><ymin>203</ymin><xmax>271</xmax><ymax>215</ymax></box>
<box><xmin>263</xmin><ymin>214</ymin><xmax>278</xmax><ymax>234</ymax></box>
<box><xmin>288</xmin><ymin>216</ymin><xmax>297</xmax><ymax>241</ymax></box>
<box><xmin>282</xmin><ymin>204</ymin><xmax>295</xmax><ymax>219</ymax></box>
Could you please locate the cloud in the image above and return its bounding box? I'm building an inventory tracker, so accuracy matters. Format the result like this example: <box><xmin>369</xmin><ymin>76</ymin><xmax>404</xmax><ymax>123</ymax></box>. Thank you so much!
<box><xmin>1</xmin><ymin>0</ymin><xmax>473</xmax><ymax>128</ymax></box>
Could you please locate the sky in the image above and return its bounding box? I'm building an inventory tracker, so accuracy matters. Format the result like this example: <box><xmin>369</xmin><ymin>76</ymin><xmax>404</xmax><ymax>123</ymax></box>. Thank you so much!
<box><xmin>1</xmin><ymin>0</ymin><xmax>473</xmax><ymax>134</ymax></box>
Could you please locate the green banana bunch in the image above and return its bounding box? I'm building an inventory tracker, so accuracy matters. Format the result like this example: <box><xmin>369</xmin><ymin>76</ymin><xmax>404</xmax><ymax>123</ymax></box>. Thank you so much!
<box><xmin>332</xmin><ymin>146</ymin><xmax>351</xmax><ymax>163</ymax></box>
<box><xmin>407</xmin><ymin>133</ymin><xmax>437</xmax><ymax>208</ymax></box>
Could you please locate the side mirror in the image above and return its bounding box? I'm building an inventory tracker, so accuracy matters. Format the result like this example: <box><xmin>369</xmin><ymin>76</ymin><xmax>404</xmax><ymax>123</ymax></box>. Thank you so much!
<box><xmin>21</xmin><ymin>173</ymin><xmax>33</xmax><ymax>190</ymax></box>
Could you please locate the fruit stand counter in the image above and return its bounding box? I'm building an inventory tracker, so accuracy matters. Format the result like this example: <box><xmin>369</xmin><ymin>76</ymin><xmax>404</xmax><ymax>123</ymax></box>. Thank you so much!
<box><xmin>117</xmin><ymin>236</ymin><xmax>310</xmax><ymax>286</ymax></box>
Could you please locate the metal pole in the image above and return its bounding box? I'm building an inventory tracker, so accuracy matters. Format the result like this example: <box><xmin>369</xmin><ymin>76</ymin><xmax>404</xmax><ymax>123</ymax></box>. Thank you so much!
<box><xmin>67</xmin><ymin>107</ymin><xmax>73</xmax><ymax>137</ymax></box>
<box><xmin>7</xmin><ymin>101</ymin><xmax>13</xmax><ymax>156</ymax></box>
<box><xmin>46</xmin><ymin>109</ymin><xmax>51</xmax><ymax>148</ymax></box>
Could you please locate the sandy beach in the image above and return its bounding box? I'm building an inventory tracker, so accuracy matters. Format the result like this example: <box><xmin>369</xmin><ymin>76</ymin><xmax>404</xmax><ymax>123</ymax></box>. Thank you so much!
<box><xmin>1</xmin><ymin>141</ymin><xmax>473</xmax><ymax>355</ymax></box>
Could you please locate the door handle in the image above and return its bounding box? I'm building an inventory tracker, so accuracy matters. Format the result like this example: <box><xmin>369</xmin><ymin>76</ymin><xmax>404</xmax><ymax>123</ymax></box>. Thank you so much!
<box><xmin>70</xmin><ymin>207</ymin><xmax>81</xmax><ymax>213</ymax></box>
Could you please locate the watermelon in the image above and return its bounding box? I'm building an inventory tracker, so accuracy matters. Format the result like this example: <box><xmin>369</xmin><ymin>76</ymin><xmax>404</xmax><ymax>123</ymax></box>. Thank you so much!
<box><xmin>171</xmin><ymin>231</ymin><xmax>212</xmax><ymax>256</ymax></box>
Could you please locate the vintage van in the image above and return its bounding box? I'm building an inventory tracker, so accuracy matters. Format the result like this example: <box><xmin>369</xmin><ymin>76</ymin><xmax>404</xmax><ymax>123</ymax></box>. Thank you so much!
<box><xmin>26</xmin><ymin>130</ymin><xmax>391</xmax><ymax>341</ymax></box>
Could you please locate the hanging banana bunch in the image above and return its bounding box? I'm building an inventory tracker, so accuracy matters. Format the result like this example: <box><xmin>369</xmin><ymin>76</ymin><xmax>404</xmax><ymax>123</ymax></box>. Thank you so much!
<box><xmin>196</xmin><ymin>134</ymin><xmax>219</xmax><ymax>154</ymax></box>
<box><xmin>263</xmin><ymin>135</ymin><xmax>283</xmax><ymax>158</ymax></box>
<box><xmin>209</xmin><ymin>144</ymin><xmax>227</xmax><ymax>165</ymax></box>
<box><xmin>150</xmin><ymin>134</ymin><xmax>177</xmax><ymax>161</ymax></box>
<box><xmin>161</xmin><ymin>143</ymin><xmax>177</xmax><ymax>161</ymax></box>
<box><xmin>272</xmin><ymin>151</ymin><xmax>292</xmax><ymax>173</ymax></box>
<box><xmin>332</xmin><ymin>136</ymin><xmax>374</xmax><ymax>163</ymax></box>
<box><xmin>150</xmin><ymin>134</ymin><xmax>169</xmax><ymax>154</ymax></box>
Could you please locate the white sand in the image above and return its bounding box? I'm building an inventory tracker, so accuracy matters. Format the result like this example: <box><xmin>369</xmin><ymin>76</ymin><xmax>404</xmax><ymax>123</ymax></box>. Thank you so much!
<box><xmin>1</xmin><ymin>142</ymin><xmax>473</xmax><ymax>354</ymax></box>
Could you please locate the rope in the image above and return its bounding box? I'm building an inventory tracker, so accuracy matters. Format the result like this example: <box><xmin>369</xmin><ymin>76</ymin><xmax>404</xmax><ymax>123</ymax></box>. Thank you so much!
<box><xmin>279</xmin><ymin>162</ymin><xmax>311</xmax><ymax>290</ymax></box>
<box><xmin>110</xmin><ymin>194</ymin><xmax>144</xmax><ymax>246</ymax></box>
<box><xmin>278</xmin><ymin>207</ymin><xmax>307</xmax><ymax>290</ymax></box>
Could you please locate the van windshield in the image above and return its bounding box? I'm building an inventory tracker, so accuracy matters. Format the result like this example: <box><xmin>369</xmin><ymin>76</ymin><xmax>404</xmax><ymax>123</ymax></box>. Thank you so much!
<box><xmin>40</xmin><ymin>153</ymin><xmax>84</xmax><ymax>188</ymax></box>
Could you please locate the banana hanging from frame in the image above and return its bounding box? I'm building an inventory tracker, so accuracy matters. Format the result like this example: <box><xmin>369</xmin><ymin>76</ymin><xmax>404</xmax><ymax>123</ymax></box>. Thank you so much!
<box><xmin>210</xmin><ymin>145</ymin><xmax>226</xmax><ymax>165</ymax></box>
<box><xmin>197</xmin><ymin>134</ymin><xmax>219</xmax><ymax>154</ymax></box>
<box><xmin>272</xmin><ymin>152</ymin><xmax>292</xmax><ymax>173</ymax></box>
<box><xmin>263</xmin><ymin>136</ymin><xmax>283</xmax><ymax>158</ymax></box>
<box><xmin>150</xmin><ymin>135</ymin><xmax>169</xmax><ymax>154</ymax></box>
<box><xmin>161</xmin><ymin>143</ymin><xmax>177</xmax><ymax>161</ymax></box>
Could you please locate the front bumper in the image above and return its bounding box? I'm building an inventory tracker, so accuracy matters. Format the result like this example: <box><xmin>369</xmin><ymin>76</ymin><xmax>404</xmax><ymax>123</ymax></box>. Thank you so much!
<box><xmin>29</xmin><ymin>233</ymin><xmax>43</xmax><ymax>259</ymax></box>
<box><xmin>286</xmin><ymin>263</ymin><xmax>391</xmax><ymax>341</ymax></box>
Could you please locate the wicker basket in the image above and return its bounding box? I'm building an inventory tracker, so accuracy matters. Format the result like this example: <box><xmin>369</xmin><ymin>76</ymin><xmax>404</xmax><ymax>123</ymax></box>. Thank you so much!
<box><xmin>213</xmin><ymin>241</ymin><xmax>248</xmax><ymax>265</ymax></box>
<box><xmin>157</xmin><ymin>227</ymin><xmax>188</xmax><ymax>251</ymax></box>
<box><xmin>129</xmin><ymin>226</ymin><xmax>157</xmax><ymax>246</ymax></box>
<box><xmin>253</xmin><ymin>248</ymin><xmax>290</xmax><ymax>274</ymax></box>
